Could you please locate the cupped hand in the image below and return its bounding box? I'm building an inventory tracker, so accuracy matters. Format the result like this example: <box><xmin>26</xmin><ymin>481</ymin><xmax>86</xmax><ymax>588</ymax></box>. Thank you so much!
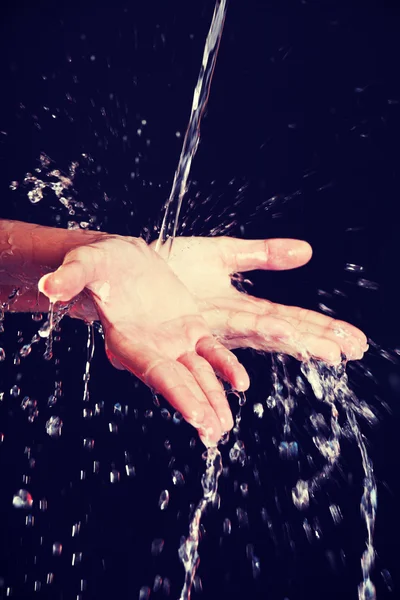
<box><xmin>38</xmin><ymin>235</ymin><xmax>250</xmax><ymax>446</ymax></box>
<box><xmin>151</xmin><ymin>236</ymin><xmax>368</xmax><ymax>364</ymax></box>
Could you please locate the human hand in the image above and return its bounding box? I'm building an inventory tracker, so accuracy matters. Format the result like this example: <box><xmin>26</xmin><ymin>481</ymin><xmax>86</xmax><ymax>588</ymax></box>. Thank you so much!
<box><xmin>152</xmin><ymin>236</ymin><xmax>368</xmax><ymax>364</ymax></box>
<box><xmin>38</xmin><ymin>235</ymin><xmax>250</xmax><ymax>446</ymax></box>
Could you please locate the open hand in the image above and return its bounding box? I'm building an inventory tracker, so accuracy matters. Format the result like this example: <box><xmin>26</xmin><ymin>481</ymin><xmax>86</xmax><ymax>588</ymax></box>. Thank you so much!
<box><xmin>38</xmin><ymin>235</ymin><xmax>250</xmax><ymax>446</ymax></box>
<box><xmin>152</xmin><ymin>236</ymin><xmax>368</xmax><ymax>364</ymax></box>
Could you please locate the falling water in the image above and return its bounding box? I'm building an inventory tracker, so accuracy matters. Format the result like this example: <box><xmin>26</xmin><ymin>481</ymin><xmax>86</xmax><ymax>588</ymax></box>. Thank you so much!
<box><xmin>154</xmin><ymin>0</ymin><xmax>228</xmax><ymax>258</ymax></box>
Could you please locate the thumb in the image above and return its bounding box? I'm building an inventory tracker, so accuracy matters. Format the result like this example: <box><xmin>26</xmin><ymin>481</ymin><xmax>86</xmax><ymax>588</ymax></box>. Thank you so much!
<box><xmin>38</xmin><ymin>246</ymin><xmax>97</xmax><ymax>302</ymax></box>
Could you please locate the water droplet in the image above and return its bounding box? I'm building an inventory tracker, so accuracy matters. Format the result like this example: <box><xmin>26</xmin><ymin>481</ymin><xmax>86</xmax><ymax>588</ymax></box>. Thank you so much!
<box><xmin>357</xmin><ymin>278</ymin><xmax>379</xmax><ymax>291</ymax></box>
<box><xmin>223</xmin><ymin>518</ymin><xmax>231</xmax><ymax>535</ymax></box>
<box><xmin>151</xmin><ymin>538</ymin><xmax>165</xmax><ymax>556</ymax></box>
<box><xmin>345</xmin><ymin>263</ymin><xmax>364</xmax><ymax>272</ymax></box>
<box><xmin>45</xmin><ymin>416</ymin><xmax>63</xmax><ymax>438</ymax></box>
<box><xmin>72</xmin><ymin>552</ymin><xmax>82</xmax><ymax>566</ymax></box>
<box><xmin>173</xmin><ymin>411</ymin><xmax>183</xmax><ymax>424</ymax></box>
<box><xmin>253</xmin><ymin>403</ymin><xmax>264</xmax><ymax>418</ymax></box>
<box><xmin>158</xmin><ymin>490</ymin><xmax>169</xmax><ymax>510</ymax></box>
<box><xmin>153</xmin><ymin>575</ymin><xmax>163</xmax><ymax>592</ymax></box>
<box><xmin>10</xmin><ymin>385</ymin><xmax>20</xmax><ymax>398</ymax></box>
<box><xmin>38</xmin><ymin>321</ymin><xmax>51</xmax><ymax>338</ymax></box>
<box><xmin>279</xmin><ymin>440</ymin><xmax>298</xmax><ymax>459</ymax></box>
<box><xmin>13</xmin><ymin>489</ymin><xmax>33</xmax><ymax>509</ymax></box>
<box><xmin>172</xmin><ymin>470</ymin><xmax>185</xmax><ymax>486</ymax></box>
<box><xmin>110</xmin><ymin>470</ymin><xmax>120</xmax><ymax>483</ymax></box>
<box><xmin>240</xmin><ymin>483</ymin><xmax>249</xmax><ymax>497</ymax></box>
<box><xmin>160</xmin><ymin>408</ymin><xmax>171</xmax><ymax>420</ymax></box>
<box><xmin>292</xmin><ymin>480</ymin><xmax>310</xmax><ymax>510</ymax></box>
<box><xmin>329</xmin><ymin>504</ymin><xmax>343</xmax><ymax>524</ymax></box>
<box><xmin>83</xmin><ymin>438</ymin><xmax>94</xmax><ymax>450</ymax></box>
<box><xmin>162</xmin><ymin>577</ymin><xmax>171</xmax><ymax>596</ymax></box>
<box><xmin>139</xmin><ymin>586</ymin><xmax>151</xmax><ymax>600</ymax></box>
<box><xmin>19</xmin><ymin>344</ymin><xmax>32</xmax><ymax>358</ymax></box>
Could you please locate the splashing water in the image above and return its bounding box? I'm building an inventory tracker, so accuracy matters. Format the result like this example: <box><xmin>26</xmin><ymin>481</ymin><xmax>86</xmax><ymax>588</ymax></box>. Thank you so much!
<box><xmin>2</xmin><ymin>3</ymin><xmax>387</xmax><ymax>599</ymax></box>
<box><xmin>154</xmin><ymin>0</ymin><xmax>228</xmax><ymax>259</ymax></box>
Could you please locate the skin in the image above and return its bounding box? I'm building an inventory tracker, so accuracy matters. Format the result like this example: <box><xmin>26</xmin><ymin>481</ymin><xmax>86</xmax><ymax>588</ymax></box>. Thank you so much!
<box><xmin>37</xmin><ymin>233</ymin><xmax>368</xmax><ymax>446</ymax></box>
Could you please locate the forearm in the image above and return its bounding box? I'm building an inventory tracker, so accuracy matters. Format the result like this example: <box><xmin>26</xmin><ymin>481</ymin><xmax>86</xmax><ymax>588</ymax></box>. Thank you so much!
<box><xmin>0</xmin><ymin>219</ymin><xmax>106</xmax><ymax>311</ymax></box>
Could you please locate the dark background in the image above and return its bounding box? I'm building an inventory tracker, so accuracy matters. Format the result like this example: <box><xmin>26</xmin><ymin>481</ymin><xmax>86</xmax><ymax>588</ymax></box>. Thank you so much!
<box><xmin>0</xmin><ymin>1</ymin><xmax>399</xmax><ymax>599</ymax></box>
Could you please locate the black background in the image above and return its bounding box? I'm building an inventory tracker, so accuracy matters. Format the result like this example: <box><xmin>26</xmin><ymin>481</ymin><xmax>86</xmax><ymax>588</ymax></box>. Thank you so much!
<box><xmin>0</xmin><ymin>1</ymin><xmax>399</xmax><ymax>599</ymax></box>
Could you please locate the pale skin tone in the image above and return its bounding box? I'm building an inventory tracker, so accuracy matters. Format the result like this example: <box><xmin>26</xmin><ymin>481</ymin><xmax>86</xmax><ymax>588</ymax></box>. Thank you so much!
<box><xmin>0</xmin><ymin>220</ymin><xmax>368</xmax><ymax>445</ymax></box>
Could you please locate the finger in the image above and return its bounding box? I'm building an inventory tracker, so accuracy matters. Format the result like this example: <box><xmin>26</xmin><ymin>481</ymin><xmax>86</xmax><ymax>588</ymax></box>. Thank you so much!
<box><xmin>207</xmin><ymin>294</ymin><xmax>368</xmax><ymax>351</ymax></box>
<box><xmin>204</xmin><ymin>308</ymin><xmax>343</xmax><ymax>364</ymax></box>
<box><xmin>106</xmin><ymin>329</ymin><xmax>223</xmax><ymax>445</ymax></box>
<box><xmin>144</xmin><ymin>358</ymin><xmax>223</xmax><ymax>445</ymax></box>
<box><xmin>218</xmin><ymin>237</ymin><xmax>312</xmax><ymax>273</ymax></box>
<box><xmin>257</xmin><ymin>300</ymin><xmax>368</xmax><ymax>348</ymax></box>
<box><xmin>196</xmin><ymin>336</ymin><xmax>250</xmax><ymax>391</ymax></box>
<box><xmin>178</xmin><ymin>352</ymin><xmax>235</xmax><ymax>431</ymax></box>
<box><xmin>38</xmin><ymin>246</ymin><xmax>101</xmax><ymax>302</ymax></box>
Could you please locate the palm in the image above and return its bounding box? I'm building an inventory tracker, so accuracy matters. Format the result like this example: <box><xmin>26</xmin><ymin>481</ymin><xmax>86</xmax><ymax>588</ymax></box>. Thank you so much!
<box><xmin>152</xmin><ymin>237</ymin><xmax>368</xmax><ymax>363</ymax></box>
<box><xmin>39</xmin><ymin>236</ymin><xmax>249</xmax><ymax>445</ymax></box>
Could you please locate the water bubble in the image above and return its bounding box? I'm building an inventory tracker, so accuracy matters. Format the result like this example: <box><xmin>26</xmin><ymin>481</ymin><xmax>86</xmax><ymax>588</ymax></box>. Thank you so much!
<box><xmin>240</xmin><ymin>483</ymin><xmax>249</xmax><ymax>497</ymax></box>
<box><xmin>303</xmin><ymin>518</ymin><xmax>313</xmax><ymax>543</ymax></box>
<box><xmin>13</xmin><ymin>489</ymin><xmax>33</xmax><ymax>509</ymax></box>
<box><xmin>151</xmin><ymin>538</ymin><xmax>165</xmax><ymax>556</ymax></box>
<box><xmin>229</xmin><ymin>440</ymin><xmax>246</xmax><ymax>464</ymax></box>
<box><xmin>345</xmin><ymin>263</ymin><xmax>364</xmax><ymax>272</ymax></box>
<box><xmin>46</xmin><ymin>416</ymin><xmax>63</xmax><ymax>438</ymax></box>
<box><xmin>266</xmin><ymin>395</ymin><xmax>276</xmax><ymax>409</ymax></box>
<box><xmin>139</xmin><ymin>586</ymin><xmax>151</xmax><ymax>600</ymax></box>
<box><xmin>72</xmin><ymin>552</ymin><xmax>82</xmax><ymax>566</ymax></box>
<box><xmin>380</xmin><ymin>569</ymin><xmax>393</xmax><ymax>592</ymax></box>
<box><xmin>47</xmin><ymin>394</ymin><xmax>57</xmax><ymax>407</ymax></box>
<box><xmin>279</xmin><ymin>440</ymin><xmax>298</xmax><ymax>460</ymax></box>
<box><xmin>10</xmin><ymin>385</ymin><xmax>20</xmax><ymax>398</ymax></box>
<box><xmin>158</xmin><ymin>490</ymin><xmax>169</xmax><ymax>510</ymax></box>
<box><xmin>223</xmin><ymin>518</ymin><xmax>231</xmax><ymax>535</ymax></box>
<box><xmin>144</xmin><ymin>409</ymin><xmax>153</xmax><ymax>419</ymax></box>
<box><xmin>173</xmin><ymin>411</ymin><xmax>183</xmax><ymax>424</ymax></box>
<box><xmin>125</xmin><ymin>465</ymin><xmax>136</xmax><ymax>477</ymax></box>
<box><xmin>0</xmin><ymin>348</ymin><xmax>5</xmax><ymax>361</ymax></box>
<box><xmin>38</xmin><ymin>321</ymin><xmax>51</xmax><ymax>338</ymax></box>
<box><xmin>25</xmin><ymin>514</ymin><xmax>34</xmax><ymax>527</ymax></box>
<box><xmin>19</xmin><ymin>344</ymin><xmax>32</xmax><ymax>358</ymax></box>
<box><xmin>110</xmin><ymin>470</ymin><xmax>120</xmax><ymax>483</ymax></box>
<box><xmin>83</xmin><ymin>438</ymin><xmax>94</xmax><ymax>450</ymax></box>
<box><xmin>236</xmin><ymin>507</ymin><xmax>249</xmax><ymax>528</ymax></box>
<box><xmin>292</xmin><ymin>480</ymin><xmax>310</xmax><ymax>510</ymax></box>
<box><xmin>329</xmin><ymin>504</ymin><xmax>343</xmax><ymax>524</ymax></box>
<box><xmin>357</xmin><ymin>279</ymin><xmax>378</xmax><ymax>291</ymax></box>
<box><xmin>108</xmin><ymin>422</ymin><xmax>118</xmax><ymax>434</ymax></box>
<box><xmin>162</xmin><ymin>577</ymin><xmax>171</xmax><ymax>595</ymax></box>
<box><xmin>153</xmin><ymin>575</ymin><xmax>163</xmax><ymax>592</ymax></box>
<box><xmin>160</xmin><ymin>408</ymin><xmax>171</xmax><ymax>420</ymax></box>
<box><xmin>251</xmin><ymin>555</ymin><xmax>261</xmax><ymax>578</ymax></box>
<box><xmin>172</xmin><ymin>470</ymin><xmax>185</xmax><ymax>486</ymax></box>
<box><xmin>253</xmin><ymin>403</ymin><xmax>264</xmax><ymax>418</ymax></box>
